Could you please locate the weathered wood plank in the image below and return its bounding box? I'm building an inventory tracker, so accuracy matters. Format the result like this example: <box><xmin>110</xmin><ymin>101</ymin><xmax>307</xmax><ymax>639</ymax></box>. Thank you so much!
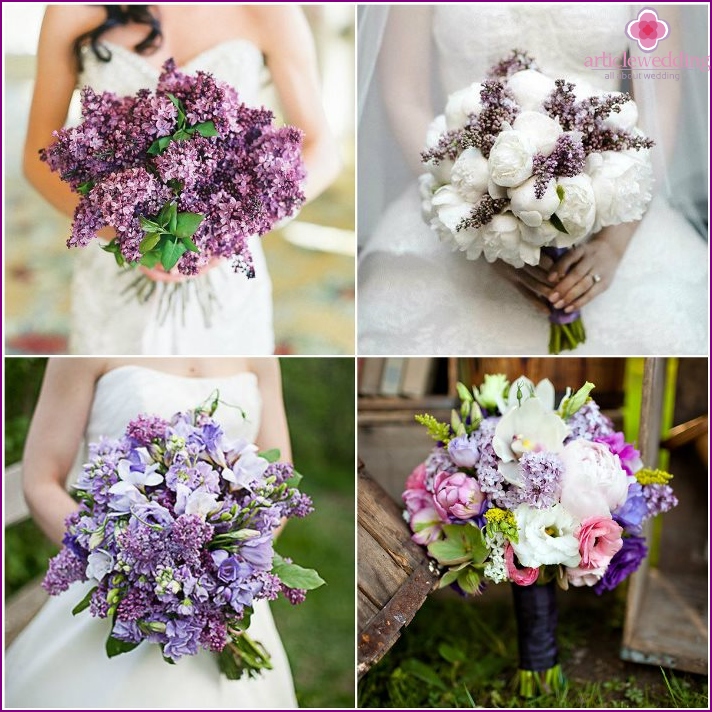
<box><xmin>358</xmin><ymin>525</ymin><xmax>410</xmax><ymax>612</ymax></box>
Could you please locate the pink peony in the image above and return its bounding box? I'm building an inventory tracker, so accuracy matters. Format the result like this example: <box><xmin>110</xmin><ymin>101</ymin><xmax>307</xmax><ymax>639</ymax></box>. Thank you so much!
<box><xmin>432</xmin><ymin>471</ymin><xmax>486</xmax><ymax>520</ymax></box>
<box><xmin>505</xmin><ymin>542</ymin><xmax>539</xmax><ymax>586</ymax></box>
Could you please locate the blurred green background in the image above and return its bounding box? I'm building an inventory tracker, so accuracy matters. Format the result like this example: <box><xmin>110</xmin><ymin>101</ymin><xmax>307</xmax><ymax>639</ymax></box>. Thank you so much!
<box><xmin>3</xmin><ymin>357</ymin><xmax>355</xmax><ymax>708</ymax></box>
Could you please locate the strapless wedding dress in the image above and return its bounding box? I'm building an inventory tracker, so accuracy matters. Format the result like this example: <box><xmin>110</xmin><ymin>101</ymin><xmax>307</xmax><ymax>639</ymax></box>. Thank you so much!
<box><xmin>5</xmin><ymin>366</ymin><xmax>297</xmax><ymax>709</ymax></box>
<box><xmin>358</xmin><ymin>4</ymin><xmax>708</xmax><ymax>355</ymax></box>
<box><xmin>69</xmin><ymin>41</ymin><xmax>274</xmax><ymax>355</ymax></box>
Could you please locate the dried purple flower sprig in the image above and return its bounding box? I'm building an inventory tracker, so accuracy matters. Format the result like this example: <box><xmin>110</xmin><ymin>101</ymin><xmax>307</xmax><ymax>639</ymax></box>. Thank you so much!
<box><xmin>41</xmin><ymin>59</ymin><xmax>306</xmax><ymax>277</ymax></box>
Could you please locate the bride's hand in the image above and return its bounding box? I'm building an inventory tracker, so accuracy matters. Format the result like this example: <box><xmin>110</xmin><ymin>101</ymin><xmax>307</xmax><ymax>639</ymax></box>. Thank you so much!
<box><xmin>546</xmin><ymin>224</ymin><xmax>636</xmax><ymax>313</ymax></box>
<box><xmin>491</xmin><ymin>254</ymin><xmax>557</xmax><ymax>314</ymax></box>
<box><xmin>139</xmin><ymin>256</ymin><xmax>222</xmax><ymax>283</ymax></box>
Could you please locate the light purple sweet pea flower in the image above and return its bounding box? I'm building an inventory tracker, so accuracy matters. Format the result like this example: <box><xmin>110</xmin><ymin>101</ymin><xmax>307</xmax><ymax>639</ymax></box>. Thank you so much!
<box><xmin>239</xmin><ymin>534</ymin><xmax>274</xmax><ymax>570</ymax></box>
<box><xmin>222</xmin><ymin>439</ymin><xmax>269</xmax><ymax>490</ymax></box>
<box><xmin>447</xmin><ymin>435</ymin><xmax>480</xmax><ymax>468</ymax></box>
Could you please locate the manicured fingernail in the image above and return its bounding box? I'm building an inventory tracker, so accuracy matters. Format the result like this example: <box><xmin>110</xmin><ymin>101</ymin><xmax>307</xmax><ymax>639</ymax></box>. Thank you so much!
<box><xmin>554</xmin><ymin>300</ymin><xmax>565</xmax><ymax>309</ymax></box>
<box><xmin>564</xmin><ymin>306</ymin><xmax>573</xmax><ymax>313</ymax></box>
<box><xmin>549</xmin><ymin>292</ymin><xmax>559</xmax><ymax>303</ymax></box>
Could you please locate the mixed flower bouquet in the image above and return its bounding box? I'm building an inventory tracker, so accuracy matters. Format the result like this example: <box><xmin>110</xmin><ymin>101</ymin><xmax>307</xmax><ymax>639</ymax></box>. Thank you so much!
<box><xmin>43</xmin><ymin>397</ymin><xmax>322</xmax><ymax>679</ymax></box>
<box><xmin>420</xmin><ymin>51</ymin><xmax>654</xmax><ymax>353</ymax></box>
<box><xmin>403</xmin><ymin>374</ymin><xmax>677</xmax><ymax>694</ymax></box>
<box><xmin>41</xmin><ymin>60</ymin><xmax>305</xmax><ymax>318</ymax></box>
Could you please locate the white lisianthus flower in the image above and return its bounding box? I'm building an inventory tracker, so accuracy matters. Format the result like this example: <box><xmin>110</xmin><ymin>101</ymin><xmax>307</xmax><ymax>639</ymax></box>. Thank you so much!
<box><xmin>508</xmin><ymin>176</ymin><xmax>561</xmax><ymax>228</ymax></box>
<box><xmin>451</xmin><ymin>147</ymin><xmax>490</xmax><ymax>201</ymax></box>
<box><xmin>512</xmin><ymin>111</ymin><xmax>563</xmax><ymax>156</ymax></box>
<box><xmin>86</xmin><ymin>550</ymin><xmax>114</xmax><ymax>582</ymax></box>
<box><xmin>585</xmin><ymin>148</ymin><xmax>653</xmax><ymax>233</ymax></box>
<box><xmin>481</xmin><ymin>213</ymin><xmax>539</xmax><ymax>267</ymax></box>
<box><xmin>492</xmin><ymin>397</ymin><xmax>568</xmax><ymax>485</ymax></box>
<box><xmin>507</xmin><ymin>69</ymin><xmax>556</xmax><ymax>111</ymax></box>
<box><xmin>511</xmin><ymin>503</ymin><xmax>581</xmax><ymax>568</ymax></box>
<box><xmin>445</xmin><ymin>83</ymin><xmax>483</xmax><ymax>129</ymax></box>
<box><xmin>553</xmin><ymin>174</ymin><xmax>596</xmax><ymax>246</ymax></box>
<box><xmin>488</xmin><ymin>129</ymin><xmax>536</xmax><ymax>188</ymax></box>
<box><xmin>559</xmin><ymin>440</ymin><xmax>631</xmax><ymax>520</ymax></box>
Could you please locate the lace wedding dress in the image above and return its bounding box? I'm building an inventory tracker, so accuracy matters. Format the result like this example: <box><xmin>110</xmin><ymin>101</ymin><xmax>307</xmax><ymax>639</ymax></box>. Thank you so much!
<box><xmin>5</xmin><ymin>366</ymin><xmax>297</xmax><ymax>709</ymax></box>
<box><xmin>70</xmin><ymin>41</ymin><xmax>274</xmax><ymax>355</ymax></box>
<box><xmin>358</xmin><ymin>5</ymin><xmax>708</xmax><ymax>355</ymax></box>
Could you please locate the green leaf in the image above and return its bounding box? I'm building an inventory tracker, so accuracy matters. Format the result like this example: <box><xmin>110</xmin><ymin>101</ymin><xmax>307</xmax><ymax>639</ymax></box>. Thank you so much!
<box><xmin>147</xmin><ymin>135</ymin><xmax>172</xmax><ymax>156</ymax></box>
<box><xmin>76</xmin><ymin>180</ymin><xmax>95</xmax><ymax>196</ymax></box>
<box><xmin>439</xmin><ymin>642</ymin><xmax>468</xmax><ymax>664</ymax></box>
<box><xmin>428</xmin><ymin>538</ymin><xmax>469</xmax><ymax>567</ymax></box>
<box><xmin>272</xmin><ymin>558</ymin><xmax>325</xmax><ymax>590</ymax></box>
<box><xmin>438</xmin><ymin>568</ymin><xmax>460</xmax><ymax>589</ymax></box>
<box><xmin>139</xmin><ymin>232</ymin><xmax>162</xmax><ymax>254</ymax></box>
<box><xmin>400</xmin><ymin>659</ymin><xmax>447</xmax><ymax>690</ymax></box>
<box><xmin>549</xmin><ymin>213</ymin><xmax>569</xmax><ymax>234</ymax></box>
<box><xmin>160</xmin><ymin>238</ymin><xmax>187</xmax><ymax>272</ymax></box>
<box><xmin>106</xmin><ymin>633</ymin><xmax>140</xmax><ymax>658</ymax></box>
<box><xmin>175</xmin><ymin>212</ymin><xmax>204</xmax><ymax>240</ymax></box>
<box><xmin>173</xmin><ymin>128</ymin><xmax>191</xmax><ymax>141</ymax></box>
<box><xmin>181</xmin><ymin>235</ymin><xmax>200</xmax><ymax>253</ymax></box>
<box><xmin>168</xmin><ymin>204</ymin><xmax>178</xmax><ymax>234</ymax></box>
<box><xmin>556</xmin><ymin>184</ymin><xmax>565</xmax><ymax>202</ymax></box>
<box><xmin>166</xmin><ymin>92</ymin><xmax>182</xmax><ymax>109</ymax></box>
<box><xmin>72</xmin><ymin>585</ymin><xmax>98</xmax><ymax>615</ymax></box>
<box><xmin>285</xmin><ymin>470</ymin><xmax>303</xmax><ymax>488</ymax></box>
<box><xmin>139</xmin><ymin>215</ymin><xmax>162</xmax><ymax>232</ymax></box>
<box><xmin>193</xmin><ymin>120</ymin><xmax>219</xmax><ymax>137</ymax></box>
<box><xmin>139</xmin><ymin>252</ymin><xmax>161</xmax><ymax>269</ymax></box>
<box><xmin>258</xmin><ymin>448</ymin><xmax>281</xmax><ymax>463</ymax></box>
<box><xmin>100</xmin><ymin>240</ymin><xmax>119</xmax><ymax>254</ymax></box>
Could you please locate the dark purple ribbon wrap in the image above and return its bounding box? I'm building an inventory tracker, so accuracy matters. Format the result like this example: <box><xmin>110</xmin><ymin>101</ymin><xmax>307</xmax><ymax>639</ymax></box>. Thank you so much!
<box><xmin>511</xmin><ymin>580</ymin><xmax>559</xmax><ymax>671</ymax></box>
<box><xmin>542</xmin><ymin>245</ymin><xmax>581</xmax><ymax>325</ymax></box>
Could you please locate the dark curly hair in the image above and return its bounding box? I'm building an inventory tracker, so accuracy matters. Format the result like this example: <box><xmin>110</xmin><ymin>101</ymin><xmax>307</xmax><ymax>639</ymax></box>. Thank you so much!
<box><xmin>72</xmin><ymin>5</ymin><xmax>162</xmax><ymax>70</ymax></box>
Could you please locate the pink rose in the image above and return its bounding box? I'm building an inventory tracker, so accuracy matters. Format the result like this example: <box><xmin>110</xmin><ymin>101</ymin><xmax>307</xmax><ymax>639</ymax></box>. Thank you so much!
<box><xmin>567</xmin><ymin>515</ymin><xmax>623</xmax><ymax>587</ymax></box>
<box><xmin>432</xmin><ymin>471</ymin><xmax>485</xmax><ymax>520</ymax></box>
<box><xmin>505</xmin><ymin>542</ymin><xmax>539</xmax><ymax>586</ymax></box>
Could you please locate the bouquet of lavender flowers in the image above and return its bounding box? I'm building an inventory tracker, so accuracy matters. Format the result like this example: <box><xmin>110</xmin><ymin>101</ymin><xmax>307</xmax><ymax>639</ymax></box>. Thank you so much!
<box><xmin>403</xmin><ymin>374</ymin><xmax>676</xmax><ymax>695</ymax></box>
<box><xmin>420</xmin><ymin>51</ymin><xmax>654</xmax><ymax>353</ymax></box>
<box><xmin>43</xmin><ymin>396</ymin><xmax>322</xmax><ymax>679</ymax></box>
<box><xmin>41</xmin><ymin>60</ymin><xmax>305</xmax><ymax>320</ymax></box>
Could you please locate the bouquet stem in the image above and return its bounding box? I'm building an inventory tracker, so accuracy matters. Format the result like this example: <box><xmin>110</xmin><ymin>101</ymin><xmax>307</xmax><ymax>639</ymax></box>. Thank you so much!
<box><xmin>218</xmin><ymin>632</ymin><xmax>273</xmax><ymax>680</ymax></box>
<box><xmin>511</xmin><ymin>580</ymin><xmax>566</xmax><ymax>698</ymax></box>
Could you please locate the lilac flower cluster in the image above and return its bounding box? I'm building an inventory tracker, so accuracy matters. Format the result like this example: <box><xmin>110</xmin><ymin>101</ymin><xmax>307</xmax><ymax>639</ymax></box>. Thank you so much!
<box><xmin>403</xmin><ymin>375</ymin><xmax>677</xmax><ymax>597</ymax></box>
<box><xmin>43</xmin><ymin>405</ymin><xmax>320</xmax><ymax>677</ymax></box>
<box><xmin>41</xmin><ymin>60</ymin><xmax>305</xmax><ymax>278</ymax></box>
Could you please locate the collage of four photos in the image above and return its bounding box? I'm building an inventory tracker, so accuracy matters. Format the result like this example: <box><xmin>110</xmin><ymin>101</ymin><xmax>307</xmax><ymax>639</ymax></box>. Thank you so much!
<box><xmin>2</xmin><ymin>3</ymin><xmax>709</xmax><ymax>710</ymax></box>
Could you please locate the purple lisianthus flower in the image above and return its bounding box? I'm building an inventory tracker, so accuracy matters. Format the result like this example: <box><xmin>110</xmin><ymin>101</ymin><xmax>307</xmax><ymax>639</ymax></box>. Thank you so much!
<box><xmin>212</xmin><ymin>550</ymin><xmax>244</xmax><ymax>583</ymax></box>
<box><xmin>447</xmin><ymin>435</ymin><xmax>480</xmax><ymax>468</ymax></box>
<box><xmin>613</xmin><ymin>482</ymin><xmax>648</xmax><ymax>535</ymax></box>
<box><xmin>593</xmin><ymin>535</ymin><xmax>647</xmax><ymax>594</ymax></box>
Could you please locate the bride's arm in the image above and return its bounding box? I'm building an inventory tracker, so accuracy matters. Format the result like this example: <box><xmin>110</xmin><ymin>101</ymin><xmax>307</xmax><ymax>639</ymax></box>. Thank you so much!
<box><xmin>253</xmin><ymin>6</ymin><xmax>341</xmax><ymax>203</ymax></box>
<box><xmin>22</xmin><ymin>358</ymin><xmax>105</xmax><ymax>546</ymax></box>
<box><xmin>22</xmin><ymin>6</ymin><xmax>98</xmax><ymax>218</ymax></box>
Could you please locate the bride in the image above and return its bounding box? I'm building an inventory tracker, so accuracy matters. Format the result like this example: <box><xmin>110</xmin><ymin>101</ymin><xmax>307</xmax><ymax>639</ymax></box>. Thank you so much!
<box><xmin>5</xmin><ymin>357</ymin><xmax>298</xmax><ymax>708</ymax></box>
<box><xmin>23</xmin><ymin>5</ymin><xmax>341</xmax><ymax>355</ymax></box>
<box><xmin>358</xmin><ymin>4</ymin><xmax>708</xmax><ymax>355</ymax></box>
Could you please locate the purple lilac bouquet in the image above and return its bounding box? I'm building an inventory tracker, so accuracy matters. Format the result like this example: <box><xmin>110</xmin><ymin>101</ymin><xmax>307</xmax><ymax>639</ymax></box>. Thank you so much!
<box><xmin>420</xmin><ymin>51</ymin><xmax>654</xmax><ymax>353</ymax></box>
<box><xmin>41</xmin><ymin>59</ymin><xmax>305</xmax><ymax>300</ymax></box>
<box><xmin>403</xmin><ymin>374</ymin><xmax>676</xmax><ymax>695</ymax></box>
<box><xmin>43</xmin><ymin>398</ymin><xmax>322</xmax><ymax>679</ymax></box>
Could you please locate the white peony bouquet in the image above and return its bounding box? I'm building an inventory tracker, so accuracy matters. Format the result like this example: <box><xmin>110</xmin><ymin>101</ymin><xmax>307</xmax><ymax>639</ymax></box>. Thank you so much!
<box><xmin>420</xmin><ymin>51</ymin><xmax>654</xmax><ymax>353</ymax></box>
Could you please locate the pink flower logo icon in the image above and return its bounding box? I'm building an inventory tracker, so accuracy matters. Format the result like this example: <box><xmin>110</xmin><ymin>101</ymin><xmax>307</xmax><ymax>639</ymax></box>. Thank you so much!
<box><xmin>626</xmin><ymin>8</ymin><xmax>670</xmax><ymax>52</ymax></box>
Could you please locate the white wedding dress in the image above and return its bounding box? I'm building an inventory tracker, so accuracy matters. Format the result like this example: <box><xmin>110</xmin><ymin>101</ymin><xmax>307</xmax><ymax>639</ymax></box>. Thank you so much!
<box><xmin>69</xmin><ymin>41</ymin><xmax>274</xmax><ymax>355</ymax></box>
<box><xmin>358</xmin><ymin>4</ymin><xmax>708</xmax><ymax>355</ymax></box>
<box><xmin>5</xmin><ymin>366</ymin><xmax>297</xmax><ymax>709</ymax></box>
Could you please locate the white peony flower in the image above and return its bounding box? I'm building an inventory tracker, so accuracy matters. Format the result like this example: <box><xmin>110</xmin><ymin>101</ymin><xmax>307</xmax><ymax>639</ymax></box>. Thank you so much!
<box><xmin>552</xmin><ymin>174</ymin><xmax>596</xmax><ymax>246</ymax></box>
<box><xmin>422</xmin><ymin>115</ymin><xmax>455</xmax><ymax>183</ymax></box>
<box><xmin>480</xmin><ymin>213</ymin><xmax>539</xmax><ymax>267</ymax></box>
<box><xmin>559</xmin><ymin>440</ymin><xmax>631</xmax><ymax>521</ymax></box>
<box><xmin>492</xmin><ymin>397</ymin><xmax>568</xmax><ymax>485</ymax></box>
<box><xmin>507</xmin><ymin>69</ymin><xmax>556</xmax><ymax>112</ymax></box>
<box><xmin>430</xmin><ymin>185</ymin><xmax>477</xmax><ymax>250</ymax></box>
<box><xmin>511</xmin><ymin>503</ymin><xmax>581</xmax><ymax>568</ymax></box>
<box><xmin>488</xmin><ymin>179</ymin><xmax>508</xmax><ymax>200</ymax></box>
<box><xmin>488</xmin><ymin>129</ymin><xmax>536</xmax><ymax>188</ymax></box>
<box><xmin>445</xmin><ymin>83</ymin><xmax>483</xmax><ymax>129</ymax></box>
<box><xmin>425</xmin><ymin>114</ymin><xmax>447</xmax><ymax>149</ymax></box>
<box><xmin>451</xmin><ymin>147</ymin><xmax>490</xmax><ymax>201</ymax></box>
<box><xmin>508</xmin><ymin>176</ymin><xmax>561</xmax><ymax>228</ymax></box>
<box><xmin>585</xmin><ymin>148</ymin><xmax>653</xmax><ymax>233</ymax></box>
<box><xmin>520</xmin><ymin>219</ymin><xmax>560</xmax><ymax>247</ymax></box>
<box><xmin>512</xmin><ymin>111</ymin><xmax>563</xmax><ymax>156</ymax></box>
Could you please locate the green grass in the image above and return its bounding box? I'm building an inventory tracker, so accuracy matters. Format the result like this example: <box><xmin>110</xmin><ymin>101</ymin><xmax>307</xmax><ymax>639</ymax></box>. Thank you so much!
<box><xmin>3</xmin><ymin>357</ymin><xmax>355</xmax><ymax>707</ymax></box>
<box><xmin>358</xmin><ymin>591</ymin><xmax>708</xmax><ymax>708</ymax></box>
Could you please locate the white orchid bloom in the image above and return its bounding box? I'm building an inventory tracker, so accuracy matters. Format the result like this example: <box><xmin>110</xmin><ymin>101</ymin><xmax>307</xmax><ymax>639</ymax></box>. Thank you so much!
<box><xmin>496</xmin><ymin>377</ymin><xmax>556</xmax><ymax>414</ymax></box>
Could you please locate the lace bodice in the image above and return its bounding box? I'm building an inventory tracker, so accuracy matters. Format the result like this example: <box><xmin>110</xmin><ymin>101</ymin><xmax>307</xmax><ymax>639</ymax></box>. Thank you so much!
<box><xmin>86</xmin><ymin>366</ymin><xmax>262</xmax><ymax>444</ymax></box>
<box><xmin>79</xmin><ymin>38</ymin><xmax>265</xmax><ymax>104</ymax></box>
<box><xmin>433</xmin><ymin>3</ymin><xmax>634</xmax><ymax>92</ymax></box>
